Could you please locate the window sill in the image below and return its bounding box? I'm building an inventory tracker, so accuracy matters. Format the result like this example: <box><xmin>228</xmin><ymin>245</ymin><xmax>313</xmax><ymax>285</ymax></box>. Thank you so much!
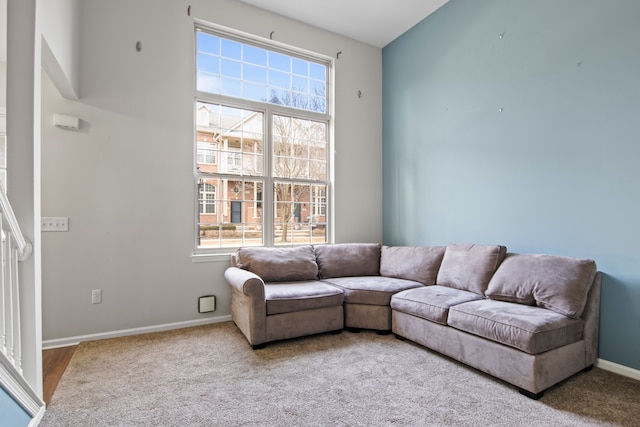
<box><xmin>191</xmin><ymin>252</ymin><xmax>233</xmax><ymax>263</ymax></box>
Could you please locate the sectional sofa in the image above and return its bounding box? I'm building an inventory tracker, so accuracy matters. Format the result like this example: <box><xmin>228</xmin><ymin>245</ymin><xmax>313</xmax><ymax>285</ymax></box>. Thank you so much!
<box><xmin>224</xmin><ymin>243</ymin><xmax>600</xmax><ymax>399</ymax></box>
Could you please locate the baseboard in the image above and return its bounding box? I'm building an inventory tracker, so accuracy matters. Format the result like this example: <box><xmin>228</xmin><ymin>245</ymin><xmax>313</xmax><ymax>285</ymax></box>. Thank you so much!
<box><xmin>29</xmin><ymin>405</ymin><xmax>46</xmax><ymax>427</ymax></box>
<box><xmin>596</xmin><ymin>358</ymin><xmax>640</xmax><ymax>381</ymax></box>
<box><xmin>42</xmin><ymin>315</ymin><xmax>232</xmax><ymax>350</ymax></box>
<box><xmin>0</xmin><ymin>353</ymin><xmax>45</xmax><ymax>419</ymax></box>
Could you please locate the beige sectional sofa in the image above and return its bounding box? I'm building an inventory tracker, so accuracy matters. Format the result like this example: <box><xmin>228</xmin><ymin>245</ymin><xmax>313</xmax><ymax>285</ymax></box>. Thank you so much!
<box><xmin>224</xmin><ymin>243</ymin><xmax>600</xmax><ymax>399</ymax></box>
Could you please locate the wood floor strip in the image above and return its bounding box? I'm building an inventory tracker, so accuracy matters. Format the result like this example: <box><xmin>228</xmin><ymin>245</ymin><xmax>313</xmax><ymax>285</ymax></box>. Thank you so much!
<box><xmin>43</xmin><ymin>345</ymin><xmax>78</xmax><ymax>406</ymax></box>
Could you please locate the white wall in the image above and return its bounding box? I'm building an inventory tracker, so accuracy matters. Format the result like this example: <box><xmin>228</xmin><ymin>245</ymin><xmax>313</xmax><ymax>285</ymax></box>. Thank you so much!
<box><xmin>0</xmin><ymin>61</ymin><xmax>6</xmax><ymax>107</ymax></box>
<box><xmin>39</xmin><ymin>0</ymin><xmax>80</xmax><ymax>99</ymax></box>
<box><xmin>41</xmin><ymin>0</ymin><xmax>382</xmax><ymax>343</ymax></box>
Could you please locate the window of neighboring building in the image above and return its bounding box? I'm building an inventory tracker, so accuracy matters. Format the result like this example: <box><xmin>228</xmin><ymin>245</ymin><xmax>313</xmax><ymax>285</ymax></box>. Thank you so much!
<box><xmin>199</xmin><ymin>182</ymin><xmax>216</xmax><ymax>214</ymax></box>
<box><xmin>195</xmin><ymin>25</ymin><xmax>331</xmax><ymax>250</ymax></box>
<box><xmin>197</xmin><ymin>141</ymin><xmax>217</xmax><ymax>165</ymax></box>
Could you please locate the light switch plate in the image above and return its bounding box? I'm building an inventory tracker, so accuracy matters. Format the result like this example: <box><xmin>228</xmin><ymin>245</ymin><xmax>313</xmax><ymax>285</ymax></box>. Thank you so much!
<box><xmin>42</xmin><ymin>217</ymin><xmax>69</xmax><ymax>232</ymax></box>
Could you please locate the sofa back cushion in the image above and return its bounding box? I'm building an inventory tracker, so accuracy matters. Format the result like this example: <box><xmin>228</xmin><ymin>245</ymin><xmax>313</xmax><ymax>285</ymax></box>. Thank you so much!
<box><xmin>436</xmin><ymin>244</ymin><xmax>507</xmax><ymax>295</ymax></box>
<box><xmin>314</xmin><ymin>243</ymin><xmax>381</xmax><ymax>279</ymax></box>
<box><xmin>380</xmin><ymin>246</ymin><xmax>446</xmax><ymax>285</ymax></box>
<box><xmin>485</xmin><ymin>253</ymin><xmax>597</xmax><ymax>318</ymax></box>
<box><xmin>233</xmin><ymin>245</ymin><xmax>318</xmax><ymax>282</ymax></box>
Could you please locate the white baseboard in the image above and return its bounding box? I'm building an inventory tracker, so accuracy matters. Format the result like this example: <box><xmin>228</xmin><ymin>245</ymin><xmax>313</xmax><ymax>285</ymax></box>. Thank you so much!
<box><xmin>42</xmin><ymin>315</ymin><xmax>232</xmax><ymax>350</ymax></box>
<box><xmin>596</xmin><ymin>358</ymin><xmax>640</xmax><ymax>381</ymax></box>
<box><xmin>29</xmin><ymin>405</ymin><xmax>46</xmax><ymax>427</ymax></box>
<box><xmin>0</xmin><ymin>353</ymin><xmax>45</xmax><ymax>419</ymax></box>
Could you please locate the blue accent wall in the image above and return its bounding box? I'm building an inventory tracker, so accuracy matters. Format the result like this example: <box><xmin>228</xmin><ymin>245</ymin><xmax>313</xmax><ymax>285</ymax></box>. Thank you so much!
<box><xmin>383</xmin><ymin>0</ymin><xmax>640</xmax><ymax>370</ymax></box>
<box><xmin>0</xmin><ymin>387</ymin><xmax>31</xmax><ymax>427</ymax></box>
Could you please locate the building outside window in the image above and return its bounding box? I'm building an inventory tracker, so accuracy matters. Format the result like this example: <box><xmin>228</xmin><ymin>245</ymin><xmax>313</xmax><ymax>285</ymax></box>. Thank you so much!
<box><xmin>195</xmin><ymin>25</ymin><xmax>331</xmax><ymax>250</ymax></box>
<box><xmin>199</xmin><ymin>182</ymin><xmax>216</xmax><ymax>214</ymax></box>
<box><xmin>197</xmin><ymin>141</ymin><xmax>217</xmax><ymax>165</ymax></box>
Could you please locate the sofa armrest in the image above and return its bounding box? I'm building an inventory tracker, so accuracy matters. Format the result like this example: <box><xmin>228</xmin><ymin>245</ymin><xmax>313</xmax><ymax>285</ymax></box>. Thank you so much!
<box><xmin>582</xmin><ymin>272</ymin><xmax>601</xmax><ymax>366</ymax></box>
<box><xmin>224</xmin><ymin>267</ymin><xmax>267</xmax><ymax>346</ymax></box>
<box><xmin>224</xmin><ymin>267</ymin><xmax>266</xmax><ymax>300</ymax></box>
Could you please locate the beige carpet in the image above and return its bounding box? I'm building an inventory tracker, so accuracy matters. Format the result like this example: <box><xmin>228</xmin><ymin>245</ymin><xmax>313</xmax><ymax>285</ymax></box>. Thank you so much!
<box><xmin>41</xmin><ymin>322</ymin><xmax>640</xmax><ymax>426</ymax></box>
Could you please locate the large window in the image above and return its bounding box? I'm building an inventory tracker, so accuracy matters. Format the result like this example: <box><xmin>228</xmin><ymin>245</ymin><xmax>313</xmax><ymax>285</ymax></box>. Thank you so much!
<box><xmin>195</xmin><ymin>26</ymin><xmax>331</xmax><ymax>250</ymax></box>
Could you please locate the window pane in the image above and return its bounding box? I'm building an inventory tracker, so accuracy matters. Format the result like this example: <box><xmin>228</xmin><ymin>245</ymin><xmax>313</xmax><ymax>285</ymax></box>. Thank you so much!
<box><xmin>273</xmin><ymin>182</ymin><xmax>327</xmax><ymax>246</ymax></box>
<box><xmin>220</xmin><ymin>78</ymin><xmax>241</xmax><ymax>97</ymax></box>
<box><xmin>310</xmin><ymin>160</ymin><xmax>327</xmax><ymax>181</ymax></box>
<box><xmin>221</xmin><ymin>39</ymin><xmax>241</xmax><ymax>60</ymax></box>
<box><xmin>221</xmin><ymin>59</ymin><xmax>241</xmax><ymax>78</ymax></box>
<box><xmin>198</xmin><ymin>53</ymin><xmax>219</xmax><ymax>75</ymax></box>
<box><xmin>269</xmin><ymin>70</ymin><xmax>290</xmax><ymax>90</ymax></box>
<box><xmin>196</xmin><ymin>31</ymin><xmax>327</xmax><ymax>113</ymax></box>
<box><xmin>310</xmin><ymin>79</ymin><xmax>326</xmax><ymax>97</ymax></box>
<box><xmin>269</xmin><ymin>52</ymin><xmax>290</xmax><ymax>72</ymax></box>
<box><xmin>310</xmin><ymin>96</ymin><xmax>326</xmax><ymax>114</ymax></box>
<box><xmin>198</xmin><ymin>178</ymin><xmax>264</xmax><ymax>248</ymax></box>
<box><xmin>197</xmin><ymin>103</ymin><xmax>264</xmax><ymax>177</ymax></box>
<box><xmin>197</xmin><ymin>32</ymin><xmax>219</xmax><ymax>55</ymax></box>
<box><xmin>310</xmin><ymin>62</ymin><xmax>326</xmax><ymax>81</ymax></box>
<box><xmin>243</xmin><ymin>82</ymin><xmax>266</xmax><ymax>102</ymax></box>
<box><xmin>292</xmin><ymin>75</ymin><xmax>309</xmax><ymax>93</ymax></box>
<box><xmin>292</xmin><ymin>58</ymin><xmax>308</xmax><ymax>76</ymax></box>
<box><xmin>272</xmin><ymin>115</ymin><xmax>327</xmax><ymax>180</ymax></box>
<box><xmin>197</xmin><ymin>72</ymin><xmax>220</xmax><ymax>93</ymax></box>
<box><xmin>243</xmin><ymin>45</ymin><xmax>266</xmax><ymax>65</ymax></box>
<box><xmin>196</xmin><ymin>141</ymin><xmax>217</xmax><ymax>167</ymax></box>
<box><xmin>243</xmin><ymin>64</ymin><xmax>267</xmax><ymax>84</ymax></box>
<box><xmin>242</xmin><ymin>154</ymin><xmax>264</xmax><ymax>176</ymax></box>
<box><xmin>269</xmin><ymin>89</ymin><xmax>291</xmax><ymax>107</ymax></box>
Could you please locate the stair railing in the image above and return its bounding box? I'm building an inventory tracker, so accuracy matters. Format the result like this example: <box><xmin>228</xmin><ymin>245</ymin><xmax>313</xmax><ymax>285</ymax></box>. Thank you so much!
<box><xmin>0</xmin><ymin>184</ymin><xmax>32</xmax><ymax>375</ymax></box>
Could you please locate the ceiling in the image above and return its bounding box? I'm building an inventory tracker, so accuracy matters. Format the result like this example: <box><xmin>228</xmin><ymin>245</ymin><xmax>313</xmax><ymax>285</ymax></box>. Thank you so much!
<box><xmin>0</xmin><ymin>1</ymin><xmax>450</xmax><ymax>63</ymax></box>
<box><xmin>239</xmin><ymin>0</ymin><xmax>449</xmax><ymax>48</ymax></box>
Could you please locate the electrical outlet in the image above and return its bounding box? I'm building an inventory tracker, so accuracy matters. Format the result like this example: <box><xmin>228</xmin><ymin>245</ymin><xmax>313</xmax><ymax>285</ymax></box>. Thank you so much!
<box><xmin>42</xmin><ymin>217</ymin><xmax>69</xmax><ymax>232</ymax></box>
<box><xmin>92</xmin><ymin>289</ymin><xmax>102</xmax><ymax>304</ymax></box>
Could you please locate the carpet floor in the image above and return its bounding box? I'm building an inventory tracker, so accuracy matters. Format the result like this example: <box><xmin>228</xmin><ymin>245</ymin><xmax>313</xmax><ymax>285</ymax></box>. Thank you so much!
<box><xmin>41</xmin><ymin>322</ymin><xmax>640</xmax><ymax>426</ymax></box>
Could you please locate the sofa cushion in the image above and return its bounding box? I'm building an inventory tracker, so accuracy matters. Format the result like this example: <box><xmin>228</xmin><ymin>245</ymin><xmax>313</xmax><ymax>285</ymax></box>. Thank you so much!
<box><xmin>314</xmin><ymin>243</ymin><xmax>381</xmax><ymax>279</ymax></box>
<box><xmin>264</xmin><ymin>281</ymin><xmax>344</xmax><ymax>315</ymax></box>
<box><xmin>321</xmin><ymin>276</ymin><xmax>422</xmax><ymax>306</ymax></box>
<box><xmin>448</xmin><ymin>300</ymin><xmax>584</xmax><ymax>354</ymax></box>
<box><xmin>436</xmin><ymin>244</ymin><xmax>507</xmax><ymax>295</ymax></box>
<box><xmin>380</xmin><ymin>245</ymin><xmax>446</xmax><ymax>285</ymax></box>
<box><xmin>234</xmin><ymin>246</ymin><xmax>318</xmax><ymax>282</ymax></box>
<box><xmin>485</xmin><ymin>253</ymin><xmax>597</xmax><ymax>318</ymax></box>
<box><xmin>391</xmin><ymin>285</ymin><xmax>483</xmax><ymax>325</ymax></box>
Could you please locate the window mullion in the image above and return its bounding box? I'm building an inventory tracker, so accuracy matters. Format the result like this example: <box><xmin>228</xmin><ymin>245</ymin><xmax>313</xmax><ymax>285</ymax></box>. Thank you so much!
<box><xmin>263</xmin><ymin>106</ymin><xmax>275</xmax><ymax>247</ymax></box>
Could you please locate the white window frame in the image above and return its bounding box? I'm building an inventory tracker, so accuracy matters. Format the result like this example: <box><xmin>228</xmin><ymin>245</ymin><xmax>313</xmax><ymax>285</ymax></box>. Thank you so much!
<box><xmin>193</xmin><ymin>23</ymin><xmax>333</xmax><ymax>254</ymax></box>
